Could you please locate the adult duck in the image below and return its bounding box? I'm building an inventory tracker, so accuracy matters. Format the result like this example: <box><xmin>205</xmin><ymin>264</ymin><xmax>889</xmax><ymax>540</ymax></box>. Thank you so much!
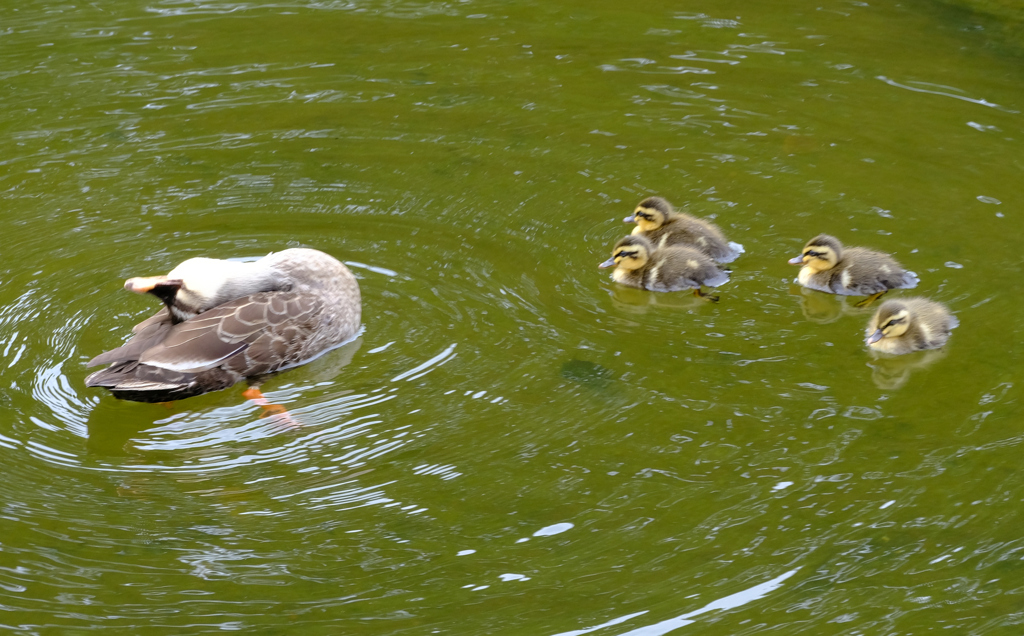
<box><xmin>85</xmin><ymin>248</ymin><xmax>361</xmax><ymax>402</ymax></box>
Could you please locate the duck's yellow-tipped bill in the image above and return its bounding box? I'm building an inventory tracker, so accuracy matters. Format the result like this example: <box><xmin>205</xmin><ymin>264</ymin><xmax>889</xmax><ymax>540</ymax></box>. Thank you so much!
<box><xmin>124</xmin><ymin>276</ymin><xmax>166</xmax><ymax>293</ymax></box>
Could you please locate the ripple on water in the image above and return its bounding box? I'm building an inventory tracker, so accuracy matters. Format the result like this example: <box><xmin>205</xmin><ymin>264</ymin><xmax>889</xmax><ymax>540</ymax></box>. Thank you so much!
<box><xmin>1</xmin><ymin>215</ymin><xmax>542</xmax><ymax>555</ymax></box>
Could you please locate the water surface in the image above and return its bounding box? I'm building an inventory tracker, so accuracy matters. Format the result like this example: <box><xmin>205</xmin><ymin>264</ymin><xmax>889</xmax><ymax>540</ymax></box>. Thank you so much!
<box><xmin>2</xmin><ymin>0</ymin><xmax>1024</xmax><ymax>633</ymax></box>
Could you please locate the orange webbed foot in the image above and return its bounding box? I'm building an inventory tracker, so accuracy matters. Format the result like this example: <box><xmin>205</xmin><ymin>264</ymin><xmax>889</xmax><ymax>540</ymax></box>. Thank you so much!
<box><xmin>243</xmin><ymin>387</ymin><xmax>300</xmax><ymax>427</ymax></box>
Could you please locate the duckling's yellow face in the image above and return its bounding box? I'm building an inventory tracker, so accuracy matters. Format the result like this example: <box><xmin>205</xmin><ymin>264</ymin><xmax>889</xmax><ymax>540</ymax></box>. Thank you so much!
<box><xmin>628</xmin><ymin>205</ymin><xmax>666</xmax><ymax>232</ymax></box>
<box><xmin>789</xmin><ymin>244</ymin><xmax>838</xmax><ymax>272</ymax></box>
<box><xmin>866</xmin><ymin>308</ymin><xmax>910</xmax><ymax>345</ymax></box>
<box><xmin>600</xmin><ymin>242</ymin><xmax>650</xmax><ymax>271</ymax></box>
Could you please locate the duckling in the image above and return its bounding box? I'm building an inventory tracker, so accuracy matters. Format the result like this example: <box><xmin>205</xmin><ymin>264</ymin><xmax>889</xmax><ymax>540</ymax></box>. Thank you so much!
<box><xmin>623</xmin><ymin>196</ymin><xmax>744</xmax><ymax>263</ymax></box>
<box><xmin>788</xmin><ymin>234</ymin><xmax>918</xmax><ymax>306</ymax></box>
<box><xmin>599</xmin><ymin>234</ymin><xmax>729</xmax><ymax>301</ymax></box>
<box><xmin>865</xmin><ymin>297</ymin><xmax>958</xmax><ymax>355</ymax></box>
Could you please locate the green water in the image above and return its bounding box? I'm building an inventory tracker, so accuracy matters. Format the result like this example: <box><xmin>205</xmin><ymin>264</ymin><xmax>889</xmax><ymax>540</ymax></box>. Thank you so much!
<box><xmin>2</xmin><ymin>0</ymin><xmax>1024</xmax><ymax>633</ymax></box>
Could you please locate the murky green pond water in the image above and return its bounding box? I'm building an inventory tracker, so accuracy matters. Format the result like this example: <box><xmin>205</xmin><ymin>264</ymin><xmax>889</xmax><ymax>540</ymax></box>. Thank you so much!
<box><xmin>2</xmin><ymin>0</ymin><xmax>1024</xmax><ymax>633</ymax></box>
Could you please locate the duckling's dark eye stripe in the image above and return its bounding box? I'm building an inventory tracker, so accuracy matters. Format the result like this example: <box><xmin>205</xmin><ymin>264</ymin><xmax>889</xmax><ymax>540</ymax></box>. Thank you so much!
<box><xmin>805</xmin><ymin>250</ymin><xmax>824</xmax><ymax>258</ymax></box>
<box><xmin>636</xmin><ymin>212</ymin><xmax>652</xmax><ymax>220</ymax></box>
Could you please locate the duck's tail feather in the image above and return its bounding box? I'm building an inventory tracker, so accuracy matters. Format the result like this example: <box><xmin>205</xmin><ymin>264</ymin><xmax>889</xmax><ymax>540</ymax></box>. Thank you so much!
<box><xmin>86</xmin><ymin>362</ymin><xmax>237</xmax><ymax>403</ymax></box>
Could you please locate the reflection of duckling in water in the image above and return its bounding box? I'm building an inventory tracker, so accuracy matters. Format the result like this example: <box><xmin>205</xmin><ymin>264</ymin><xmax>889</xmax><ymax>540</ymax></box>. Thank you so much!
<box><xmin>609</xmin><ymin>283</ymin><xmax>709</xmax><ymax>314</ymax></box>
<box><xmin>867</xmin><ymin>348</ymin><xmax>948</xmax><ymax>390</ymax></box>
<box><xmin>599</xmin><ymin>235</ymin><xmax>730</xmax><ymax>302</ymax></box>
<box><xmin>788</xmin><ymin>234</ymin><xmax>918</xmax><ymax>307</ymax></box>
<box><xmin>789</xmin><ymin>285</ymin><xmax>872</xmax><ymax>324</ymax></box>
<box><xmin>865</xmin><ymin>297</ymin><xmax>958</xmax><ymax>355</ymax></box>
<box><xmin>624</xmin><ymin>196</ymin><xmax>744</xmax><ymax>263</ymax></box>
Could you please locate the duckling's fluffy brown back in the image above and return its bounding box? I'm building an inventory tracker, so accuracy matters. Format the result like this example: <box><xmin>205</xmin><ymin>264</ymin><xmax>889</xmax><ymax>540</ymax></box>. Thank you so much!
<box><xmin>614</xmin><ymin>243</ymin><xmax>729</xmax><ymax>292</ymax></box>
<box><xmin>635</xmin><ymin>198</ymin><xmax>743</xmax><ymax>263</ymax></box>
<box><xmin>802</xmin><ymin>246</ymin><xmax>918</xmax><ymax>295</ymax></box>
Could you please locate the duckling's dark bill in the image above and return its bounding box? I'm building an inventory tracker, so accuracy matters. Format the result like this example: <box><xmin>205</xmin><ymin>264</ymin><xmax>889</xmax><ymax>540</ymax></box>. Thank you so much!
<box><xmin>623</xmin><ymin>215</ymin><xmax>636</xmax><ymax>223</ymax></box>
<box><xmin>598</xmin><ymin>257</ymin><xmax>616</xmax><ymax>269</ymax></box>
<box><xmin>787</xmin><ymin>255</ymin><xmax>804</xmax><ymax>265</ymax></box>
<box><xmin>866</xmin><ymin>330</ymin><xmax>884</xmax><ymax>345</ymax></box>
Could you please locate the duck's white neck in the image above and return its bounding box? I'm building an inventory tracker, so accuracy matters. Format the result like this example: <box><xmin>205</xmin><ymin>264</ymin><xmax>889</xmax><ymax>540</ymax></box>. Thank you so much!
<box><xmin>167</xmin><ymin>258</ymin><xmax>290</xmax><ymax>318</ymax></box>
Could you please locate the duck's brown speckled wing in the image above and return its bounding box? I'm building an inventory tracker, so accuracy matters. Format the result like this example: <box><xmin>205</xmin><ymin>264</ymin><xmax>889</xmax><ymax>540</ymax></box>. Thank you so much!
<box><xmin>85</xmin><ymin>307</ymin><xmax>177</xmax><ymax>369</ymax></box>
<box><xmin>131</xmin><ymin>307</ymin><xmax>171</xmax><ymax>334</ymax></box>
<box><xmin>86</xmin><ymin>290</ymin><xmax>328</xmax><ymax>401</ymax></box>
<box><xmin>140</xmin><ymin>290</ymin><xmax>322</xmax><ymax>375</ymax></box>
<box><xmin>86</xmin><ymin>314</ymin><xmax>174</xmax><ymax>369</ymax></box>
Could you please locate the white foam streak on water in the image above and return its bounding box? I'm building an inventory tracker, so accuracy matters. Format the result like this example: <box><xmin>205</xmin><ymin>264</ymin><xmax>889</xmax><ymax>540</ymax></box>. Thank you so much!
<box><xmin>877</xmin><ymin>76</ymin><xmax>1019</xmax><ymax>113</ymax></box>
<box><xmin>553</xmin><ymin>569</ymin><xmax>799</xmax><ymax>636</ymax></box>
<box><xmin>345</xmin><ymin>260</ymin><xmax>401</xmax><ymax>278</ymax></box>
<box><xmin>390</xmin><ymin>343</ymin><xmax>457</xmax><ymax>382</ymax></box>
<box><xmin>550</xmin><ymin>612</ymin><xmax>650</xmax><ymax>636</ymax></box>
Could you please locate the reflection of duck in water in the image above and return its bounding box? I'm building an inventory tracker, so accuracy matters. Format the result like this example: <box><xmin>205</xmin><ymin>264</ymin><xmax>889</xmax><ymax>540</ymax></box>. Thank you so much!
<box><xmin>865</xmin><ymin>297</ymin><xmax>958</xmax><ymax>355</ymax></box>
<box><xmin>788</xmin><ymin>234</ymin><xmax>918</xmax><ymax>307</ymax></box>
<box><xmin>85</xmin><ymin>338</ymin><xmax>364</xmax><ymax>455</ymax></box>
<box><xmin>623</xmin><ymin>196</ymin><xmax>744</xmax><ymax>263</ymax></box>
<box><xmin>599</xmin><ymin>235</ymin><xmax>730</xmax><ymax>302</ymax></box>
<box><xmin>85</xmin><ymin>248</ymin><xmax>361</xmax><ymax>403</ymax></box>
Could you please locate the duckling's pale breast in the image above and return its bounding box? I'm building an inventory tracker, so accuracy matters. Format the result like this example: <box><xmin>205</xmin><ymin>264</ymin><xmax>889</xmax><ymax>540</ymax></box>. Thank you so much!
<box><xmin>612</xmin><ymin>267</ymin><xmax>641</xmax><ymax>288</ymax></box>
<box><xmin>797</xmin><ymin>266</ymin><xmax>815</xmax><ymax>287</ymax></box>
